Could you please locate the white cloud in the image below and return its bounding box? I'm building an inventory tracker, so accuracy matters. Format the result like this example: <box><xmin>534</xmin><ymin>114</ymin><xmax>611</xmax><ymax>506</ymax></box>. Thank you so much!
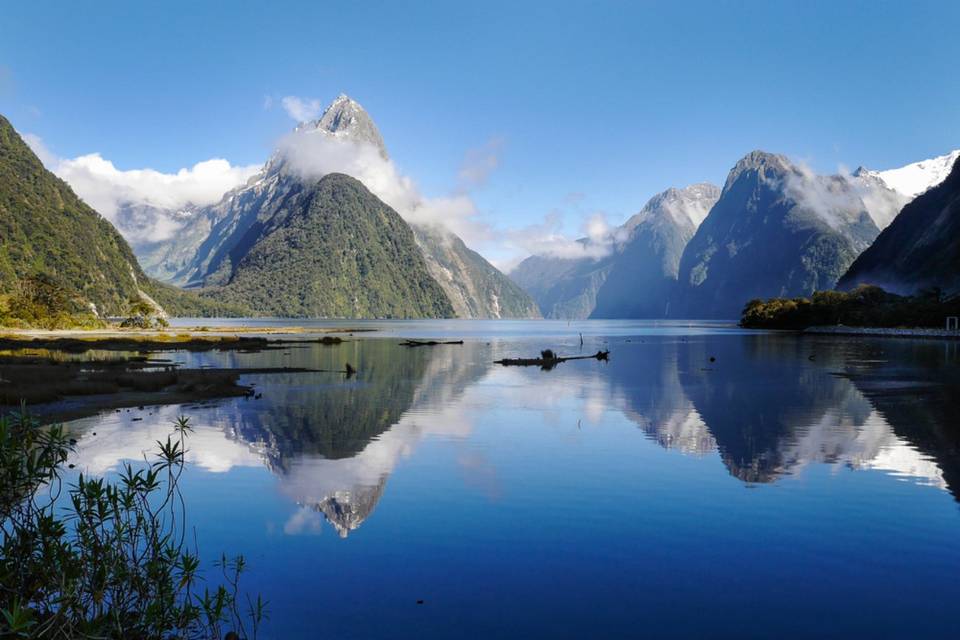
<box><xmin>457</xmin><ymin>137</ymin><xmax>504</xmax><ymax>192</ymax></box>
<box><xmin>281</xmin><ymin>95</ymin><xmax>323</xmax><ymax>122</ymax></box>
<box><xmin>783</xmin><ymin>161</ymin><xmax>902</xmax><ymax>232</ymax></box>
<box><xmin>275</xmin><ymin>128</ymin><xmax>491</xmax><ymax>244</ymax></box>
<box><xmin>22</xmin><ymin>134</ymin><xmax>260</xmax><ymax>243</ymax></box>
<box><xmin>22</xmin><ymin>132</ymin><xmax>57</xmax><ymax>167</ymax></box>
<box><xmin>497</xmin><ymin>209</ymin><xmax>623</xmax><ymax>270</ymax></box>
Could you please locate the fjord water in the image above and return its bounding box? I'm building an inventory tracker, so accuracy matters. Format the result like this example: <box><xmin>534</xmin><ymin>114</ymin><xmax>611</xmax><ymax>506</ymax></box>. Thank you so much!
<box><xmin>66</xmin><ymin>322</ymin><xmax>960</xmax><ymax>638</ymax></box>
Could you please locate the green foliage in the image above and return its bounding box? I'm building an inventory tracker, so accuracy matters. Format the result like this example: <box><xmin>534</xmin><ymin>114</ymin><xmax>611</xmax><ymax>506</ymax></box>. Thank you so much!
<box><xmin>0</xmin><ymin>410</ymin><xmax>266</xmax><ymax>638</ymax></box>
<box><xmin>740</xmin><ymin>284</ymin><xmax>960</xmax><ymax>329</ymax></box>
<box><xmin>0</xmin><ymin>115</ymin><xmax>148</xmax><ymax>321</ymax></box>
<box><xmin>0</xmin><ymin>274</ymin><xmax>104</xmax><ymax>330</ymax></box>
<box><xmin>205</xmin><ymin>173</ymin><xmax>455</xmax><ymax>319</ymax></box>
<box><xmin>143</xmin><ymin>280</ymin><xmax>253</xmax><ymax>318</ymax></box>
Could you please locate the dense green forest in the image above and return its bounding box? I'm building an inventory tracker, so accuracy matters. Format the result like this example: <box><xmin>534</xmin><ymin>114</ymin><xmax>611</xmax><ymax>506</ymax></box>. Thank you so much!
<box><xmin>740</xmin><ymin>284</ymin><xmax>960</xmax><ymax>330</ymax></box>
<box><xmin>207</xmin><ymin>173</ymin><xmax>455</xmax><ymax>318</ymax></box>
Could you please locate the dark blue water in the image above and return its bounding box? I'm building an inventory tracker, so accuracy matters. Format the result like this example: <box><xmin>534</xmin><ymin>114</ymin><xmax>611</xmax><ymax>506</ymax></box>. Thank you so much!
<box><xmin>66</xmin><ymin>322</ymin><xmax>960</xmax><ymax>638</ymax></box>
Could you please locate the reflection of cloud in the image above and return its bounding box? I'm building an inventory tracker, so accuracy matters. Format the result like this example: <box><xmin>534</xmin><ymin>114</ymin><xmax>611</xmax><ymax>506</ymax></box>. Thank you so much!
<box><xmin>72</xmin><ymin>405</ymin><xmax>264</xmax><ymax>475</ymax></box>
<box><xmin>283</xmin><ymin>505</ymin><xmax>326</xmax><ymax>536</ymax></box>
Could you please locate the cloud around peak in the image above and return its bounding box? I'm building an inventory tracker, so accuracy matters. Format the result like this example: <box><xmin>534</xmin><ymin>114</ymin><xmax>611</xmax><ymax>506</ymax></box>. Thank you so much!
<box><xmin>280</xmin><ymin>95</ymin><xmax>323</xmax><ymax>123</ymax></box>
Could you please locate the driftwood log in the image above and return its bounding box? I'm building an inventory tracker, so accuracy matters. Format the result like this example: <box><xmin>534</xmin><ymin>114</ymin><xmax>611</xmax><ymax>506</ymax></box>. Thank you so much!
<box><xmin>494</xmin><ymin>349</ymin><xmax>610</xmax><ymax>369</ymax></box>
<box><xmin>399</xmin><ymin>340</ymin><xmax>465</xmax><ymax>347</ymax></box>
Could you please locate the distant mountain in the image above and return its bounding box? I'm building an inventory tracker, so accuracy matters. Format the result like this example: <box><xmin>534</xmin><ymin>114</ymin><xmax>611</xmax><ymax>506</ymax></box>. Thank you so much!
<box><xmin>0</xmin><ymin>114</ymin><xmax>153</xmax><ymax>320</ymax></box>
<box><xmin>200</xmin><ymin>173</ymin><xmax>454</xmax><ymax>318</ymax></box>
<box><xmin>845</xmin><ymin>149</ymin><xmax>960</xmax><ymax>231</ymax></box>
<box><xmin>592</xmin><ymin>183</ymin><xmax>720</xmax><ymax>318</ymax></box>
<box><xmin>675</xmin><ymin>151</ymin><xmax>886</xmax><ymax>319</ymax></box>
<box><xmin>134</xmin><ymin>94</ymin><xmax>535</xmax><ymax>319</ymax></box>
<box><xmin>838</xmin><ymin>155</ymin><xmax>960</xmax><ymax>296</ymax></box>
<box><xmin>413</xmin><ymin>225</ymin><xmax>541</xmax><ymax>319</ymax></box>
<box><xmin>510</xmin><ymin>183</ymin><xmax>720</xmax><ymax>319</ymax></box>
<box><xmin>861</xmin><ymin>149</ymin><xmax>960</xmax><ymax>199</ymax></box>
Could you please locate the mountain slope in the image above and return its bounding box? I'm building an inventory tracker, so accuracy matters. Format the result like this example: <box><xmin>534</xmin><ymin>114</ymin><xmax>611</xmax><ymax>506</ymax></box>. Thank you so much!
<box><xmin>413</xmin><ymin>225</ymin><xmax>540</xmax><ymax>318</ymax></box>
<box><xmin>0</xmin><ymin>114</ymin><xmax>148</xmax><ymax>320</ymax></box>
<box><xmin>510</xmin><ymin>183</ymin><xmax>720</xmax><ymax>319</ymax></box>
<box><xmin>838</xmin><ymin>156</ymin><xmax>960</xmax><ymax>295</ymax></box>
<box><xmin>202</xmin><ymin>173</ymin><xmax>454</xmax><ymax>318</ymax></box>
<box><xmin>675</xmin><ymin>151</ymin><xmax>882</xmax><ymax>319</ymax></box>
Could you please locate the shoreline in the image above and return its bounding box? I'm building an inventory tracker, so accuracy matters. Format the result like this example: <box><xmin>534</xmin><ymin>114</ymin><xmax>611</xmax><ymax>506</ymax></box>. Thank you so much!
<box><xmin>805</xmin><ymin>325</ymin><xmax>960</xmax><ymax>339</ymax></box>
<box><xmin>0</xmin><ymin>324</ymin><xmax>375</xmax><ymax>339</ymax></box>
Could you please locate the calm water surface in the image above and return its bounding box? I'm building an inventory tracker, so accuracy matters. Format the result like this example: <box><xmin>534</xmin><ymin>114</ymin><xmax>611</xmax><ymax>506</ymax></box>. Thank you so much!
<box><xmin>64</xmin><ymin>321</ymin><xmax>960</xmax><ymax>638</ymax></box>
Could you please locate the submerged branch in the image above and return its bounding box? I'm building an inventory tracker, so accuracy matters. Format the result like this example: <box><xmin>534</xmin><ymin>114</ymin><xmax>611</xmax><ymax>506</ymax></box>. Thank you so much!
<box><xmin>398</xmin><ymin>339</ymin><xmax>464</xmax><ymax>347</ymax></box>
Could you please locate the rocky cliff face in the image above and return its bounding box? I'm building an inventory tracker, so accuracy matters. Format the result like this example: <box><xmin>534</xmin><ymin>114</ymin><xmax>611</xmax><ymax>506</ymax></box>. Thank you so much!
<box><xmin>413</xmin><ymin>225</ymin><xmax>541</xmax><ymax>319</ymax></box>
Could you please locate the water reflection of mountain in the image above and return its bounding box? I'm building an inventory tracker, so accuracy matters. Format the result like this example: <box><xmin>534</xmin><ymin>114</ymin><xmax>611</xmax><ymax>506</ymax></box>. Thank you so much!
<box><xmin>607</xmin><ymin>335</ymin><xmax>958</xmax><ymax>494</ymax></box>
<box><xmin>227</xmin><ymin>340</ymin><xmax>490</xmax><ymax>536</ymax></box>
<box><xmin>836</xmin><ymin>340</ymin><xmax>960</xmax><ymax>500</ymax></box>
<box><xmin>73</xmin><ymin>340</ymin><xmax>490</xmax><ymax>538</ymax></box>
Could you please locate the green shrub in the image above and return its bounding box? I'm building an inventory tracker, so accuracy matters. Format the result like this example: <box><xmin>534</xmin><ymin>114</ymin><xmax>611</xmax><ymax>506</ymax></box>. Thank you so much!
<box><xmin>0</xmin><ymin>409</ymin><xmax>266</xmax><ymax>638</ymax></box>
<box><xmin>740</xmin><ymin>284</ymin><xmax>960</xmax><ymax>329</ymax></box>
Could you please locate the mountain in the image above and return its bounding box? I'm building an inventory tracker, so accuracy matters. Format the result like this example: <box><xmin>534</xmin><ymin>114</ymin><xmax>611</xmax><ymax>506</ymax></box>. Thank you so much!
<box><xmin>510</xmin><ymin>250</ymin><xmax>610</xmax><ymax>320</ymax></box>
<box><xmin>0</xmin><ymin>114</ymin><xmax>153</xmax><ymax>321</ymax></box>
<box><xmin>412</xmin><ymin>225</ymin><xmax>541</xmax><ymax>318</ymax></box>
<box><xmin>861</xmin><ymin>149</ymin><xmax>960</xmax><ymax>199</ymax></box>
<box><xmin>307</xmin><ymin>93</ymin><xmax>388</xmax><ymax>159</ymax></box>
<box><xmin>134</xmin><ymin>94</ymin><xmax>535</xmax><ymax>318</ymax></box>
<box><xmin>838</xmin><ymin>155</ymin><xmax>960</xmax><ymax>295</ymax></box>
<box><xmin>674</xmin><ymin>151</ymin><xmax>886</xmax><ymax>319</ymax></box>
<box><xmin>510</xmin><ymin>183</ymin><xmax>720</xmax><ymax>319</ymax></box>
<box><xmin>846</xmin><ymin>149</ymin><xmax>960</xmax><ymax>231</ymax></box>
<box><xmin>199</xmin><ymin>173</ymin><xmax>454</xmax><ymax>318</ymax></box>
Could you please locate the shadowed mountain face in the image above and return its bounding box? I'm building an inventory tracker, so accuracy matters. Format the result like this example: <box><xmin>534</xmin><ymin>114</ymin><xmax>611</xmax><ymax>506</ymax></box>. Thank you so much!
<box><xmin>511</xmin><ymin>184</ymin><xmax>720</xmax><ymax>319</ymax></box>
<box><xmin>675</xmin><ymin>152</ymin><xmax>883</xmax><ymax>319</ymax></box>
<box><xmin>839</xmin><ymin>157</ymin><xmax>960</xmax><ymax>296</ymax></box>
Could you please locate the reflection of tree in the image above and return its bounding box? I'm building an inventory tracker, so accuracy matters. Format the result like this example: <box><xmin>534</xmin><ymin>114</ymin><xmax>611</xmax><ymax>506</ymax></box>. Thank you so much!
<box><xmin>838</xmin><ymin>340</ymin><xmax>960</xmax><ymax>501</ymax></box>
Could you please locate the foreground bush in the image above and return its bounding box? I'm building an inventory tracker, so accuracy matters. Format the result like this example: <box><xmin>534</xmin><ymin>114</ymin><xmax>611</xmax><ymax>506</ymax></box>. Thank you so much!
<box><xmin>0</xmin><ymin>409</ymin><xmax>266</xmax><ymax>638</ymax></box>
<box><xmin>740</xmin><ymin>284</ymin><xmax>960</xmax><ymax>330</ymax></box>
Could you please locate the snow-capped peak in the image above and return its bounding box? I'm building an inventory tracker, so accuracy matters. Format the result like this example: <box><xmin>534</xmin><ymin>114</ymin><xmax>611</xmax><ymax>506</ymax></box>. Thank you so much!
<box><xmin>863</xmin><ymin>149</ymin><xmax>960</xmax><ymax>199</ymax></box>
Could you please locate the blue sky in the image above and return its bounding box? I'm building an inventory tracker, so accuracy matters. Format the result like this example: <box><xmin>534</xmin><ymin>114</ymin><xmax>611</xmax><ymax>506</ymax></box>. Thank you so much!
<box><xmin>2</xmin><ymin>0</ymin><xmax>959</xmax><ymax>265</ymax></box>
